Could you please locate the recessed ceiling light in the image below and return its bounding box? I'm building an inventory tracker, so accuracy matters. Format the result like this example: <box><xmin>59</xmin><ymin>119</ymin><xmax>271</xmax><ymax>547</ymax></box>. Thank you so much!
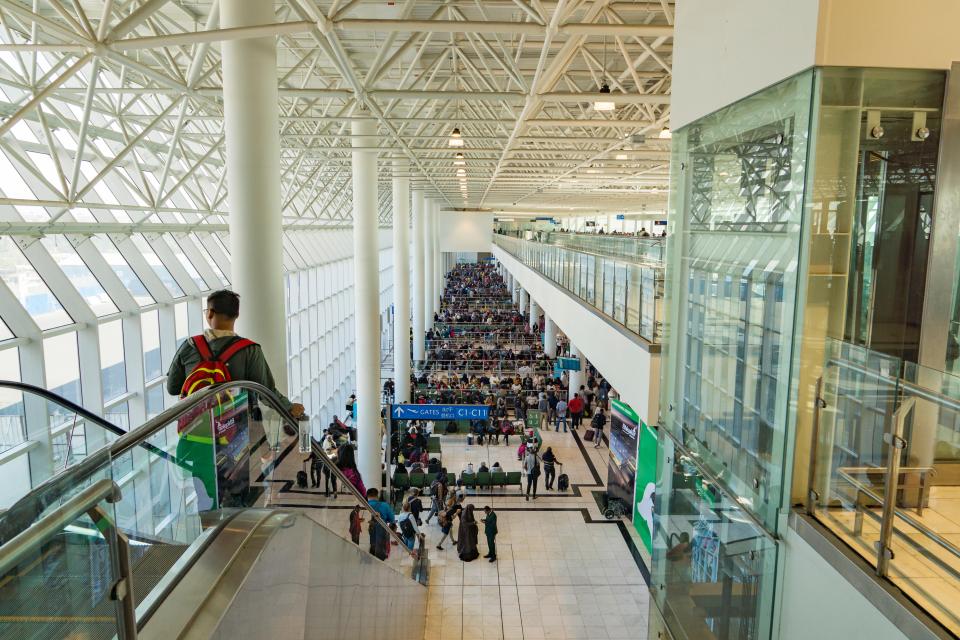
<box><xmin>658</xmin><ymin>127</ymin><xmax>672</xmax><ymax>139</ymax></box>
<box><xmin>448</xmin><ymin>127</ymin><xmax>464</xmax><ymax>147</ymax></box>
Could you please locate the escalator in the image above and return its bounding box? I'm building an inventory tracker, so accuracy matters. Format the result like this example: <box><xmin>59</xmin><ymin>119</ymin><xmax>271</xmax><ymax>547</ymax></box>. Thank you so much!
<box><xmin>0</xmin><ymin>382</ymin><xmax>429</xmax><ymax>640</ymax></box>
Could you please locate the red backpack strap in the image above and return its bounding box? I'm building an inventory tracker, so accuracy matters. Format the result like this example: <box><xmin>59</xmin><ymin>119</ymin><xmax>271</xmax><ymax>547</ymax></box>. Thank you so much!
<box><xmin>218</xmin><ymin>337</ymin><xmax>256</xmax><ymax>362</ymax></box>
<box><xmin>191</xmin><ymin>335</ymin><xmax>213</xmax><ymax>360</ymax></box>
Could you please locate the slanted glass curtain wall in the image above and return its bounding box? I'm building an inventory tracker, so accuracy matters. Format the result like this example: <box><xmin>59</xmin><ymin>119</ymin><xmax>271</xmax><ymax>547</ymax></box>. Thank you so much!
<box><xmin>653</xmin><ymin>67</ymin><xmax>948</xmax><ymax>640</ymax></box>
<box><xmin>285</xmin><ymin>231</ymin><xmax>396</xmax><ymax>439</ymax></box>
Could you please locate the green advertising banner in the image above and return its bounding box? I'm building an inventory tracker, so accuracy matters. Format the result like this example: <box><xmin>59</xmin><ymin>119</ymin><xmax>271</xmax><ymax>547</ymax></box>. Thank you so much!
<box><xmin>632</xmin><ymin>421</ymin><xmax>658</xmax><ymax>554</ymax></box>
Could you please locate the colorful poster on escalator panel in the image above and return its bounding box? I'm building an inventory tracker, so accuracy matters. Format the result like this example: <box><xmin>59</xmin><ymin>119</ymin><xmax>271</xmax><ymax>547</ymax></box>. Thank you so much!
<box><xmin>606</xmin><ymin>399</ymin><xmax>639</xmax><ymax>516</ymax></box>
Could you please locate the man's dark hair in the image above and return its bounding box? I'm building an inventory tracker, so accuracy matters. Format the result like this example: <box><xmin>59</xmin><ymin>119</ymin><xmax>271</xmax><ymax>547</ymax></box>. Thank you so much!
<box><xmin>367</xmin><ymin>487</ymin><xmax>379</xmax><ymax>499</ymax></box>
<box><xmin>207</xmin><ymin>289</ymin><xmax>240</xmax><ymax>319</ymax></box>
<box><xmin>484</xmin><ymin>505</ymin><xmax>492</xmax><ymax>512</ymax></box>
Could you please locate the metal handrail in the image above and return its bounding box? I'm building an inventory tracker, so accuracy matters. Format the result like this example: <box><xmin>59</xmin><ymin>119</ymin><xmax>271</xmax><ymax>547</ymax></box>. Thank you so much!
<box><xmin>826</xmin><ymin>356</ymin><xmax>960</xmax><ymax>414</ymax></box>
<box><xmin>0</xmin><ymin>380</ymin><xmax>180</xmax><ymax>466</ymax></box>
<box><xmin>0</xmin><ymin>380</ymin><xmax>422</xmax><ymax>567</ymax></box>
<box><xmin>0</xmin><ymin>380</ymin><xmax>126</xmax><ymax>435</ymax></box>
<box><xmin>812</xmin><ymin>358</ymin><xmax>960</xmax><ymax>575</ymax></box>
<box><xmin>0</xmin><ymin>477</ymin><xmax>120</xmax><ymax>575</ymax></box>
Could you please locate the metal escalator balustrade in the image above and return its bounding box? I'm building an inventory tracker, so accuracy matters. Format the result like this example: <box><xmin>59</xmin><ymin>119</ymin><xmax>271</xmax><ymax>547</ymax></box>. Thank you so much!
<box><xmin>0</xmin><ymin>380</ymin><xmax>428</xmax><ymax>639</ymax></box>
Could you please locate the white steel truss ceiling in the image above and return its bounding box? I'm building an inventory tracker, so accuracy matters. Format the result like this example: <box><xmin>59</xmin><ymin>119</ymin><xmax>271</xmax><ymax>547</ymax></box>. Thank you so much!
<box><xmin>0</xmin><ymin>0</ymin><xmax>673</xmax><ymax>229</ymax></box>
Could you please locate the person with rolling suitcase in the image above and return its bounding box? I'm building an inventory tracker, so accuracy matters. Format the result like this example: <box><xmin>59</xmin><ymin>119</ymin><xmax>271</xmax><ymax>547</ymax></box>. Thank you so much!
<box><xmin>542</xmin><ymin>447</ymin><xmax>559</xmax><ymax>490</ymax></box>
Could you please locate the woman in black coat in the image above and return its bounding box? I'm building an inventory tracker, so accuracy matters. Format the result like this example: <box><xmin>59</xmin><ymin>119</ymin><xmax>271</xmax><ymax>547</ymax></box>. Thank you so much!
<box><xmin>457</xmin><ymin>504</ymin><xmax>480</xmax><ymax>562</ymax></box>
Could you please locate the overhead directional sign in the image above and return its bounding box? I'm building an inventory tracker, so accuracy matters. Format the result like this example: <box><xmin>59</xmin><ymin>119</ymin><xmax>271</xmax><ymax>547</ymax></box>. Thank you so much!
<box><xmin>391</xmin><ymin>404</ymin><xmax>490</xmax><ymax>421</ymax></box>
<box><xmin>556</xmin><ymin>357</ymin><xmax>581</xmax><ymax>371</ymax></box>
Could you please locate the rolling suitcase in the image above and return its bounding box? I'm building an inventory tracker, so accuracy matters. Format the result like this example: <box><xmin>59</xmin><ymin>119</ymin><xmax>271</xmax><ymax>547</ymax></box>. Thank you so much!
<box><xmin>467</xmin><ymin>434</ymin><xmax>474</xmax><ymax>446</ymax></box>
<box><xmin>584</xmin><ymin>429</ymin><xmax>595</xmax><ymax>442</ymax></box>
<box><xmin>296</xmin><ymin>466</ymin><xmax>309</xmax><ymax>488</ymax></box>
<box><xmin>557</xmin><ymin>473</ymin><xmax>569</xmax><ymax>492</ymax></box>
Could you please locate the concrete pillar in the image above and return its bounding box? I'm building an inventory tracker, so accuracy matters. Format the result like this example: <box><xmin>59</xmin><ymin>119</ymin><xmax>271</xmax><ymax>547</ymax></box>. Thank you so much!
<box><xmin>544</xmin><ymin>314</ymin><xmax>557</xmax><ymax>358</ymax></box>
<box><xmin>432</xmin><ymin>199</ymin><xmax>441</xmax><ymax>314</ymax></box>
<box><xmin>529</xmin><ymin>298</ymin><xmax>539</xmax><ymax>331</ymax></box>
<box><xmin>424</xmin><ymin>199</ymin><xmax>435</xmax><ymax>331</ymax></box>
<box><xmin>568</xmin><ymin>344</ymin><xmax>585</xmax><ymax>402</ymax></box>
<box><xmin>392</xmin><ymin>161</ymin><xmax>411</xmax><ymax>403</ymax></box>
<box><xmin>351</xmin><ymin>117</ymin><xmax>381</xmax><ymax>490</ymax></box>
<box><xmin>412</xmin><ymin>190</ymin><xmax>425</xmax><ymax>362</ymax></box>
<box><xmin>519</xmin><ymin>288</ymin><xmax>528</xmax><ymax>317</ymax></box>
<box><xmin>221</xmin><ymin>0</ymin><xmax>286</xmax><ymax>389</ymax></box>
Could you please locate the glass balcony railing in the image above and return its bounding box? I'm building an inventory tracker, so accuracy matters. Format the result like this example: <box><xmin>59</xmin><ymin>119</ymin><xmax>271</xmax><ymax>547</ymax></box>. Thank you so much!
<box><xmin>807</xmin><ymin>339</ymin><xmax>960</xmax><ymax>636</ymax></box>
<box><xmin>493</xmin><ymin>232</ymin><xmax>664</xmax><ymax>343</ymax></box>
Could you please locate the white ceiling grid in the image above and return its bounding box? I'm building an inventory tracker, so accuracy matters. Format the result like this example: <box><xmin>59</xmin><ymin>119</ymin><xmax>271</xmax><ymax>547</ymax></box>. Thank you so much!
<box><xmin>0</xmin><ymin>0</ymin><xmax>673</xmax><ymax>229</ymax></box>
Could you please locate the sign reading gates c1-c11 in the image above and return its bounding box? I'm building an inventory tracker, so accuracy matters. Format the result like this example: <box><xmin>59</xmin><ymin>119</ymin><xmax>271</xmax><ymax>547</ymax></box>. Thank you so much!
<box><xmin>390</xmin><ymin>404</ymin><xmax>490</xmax><ymax>421</ymax></box>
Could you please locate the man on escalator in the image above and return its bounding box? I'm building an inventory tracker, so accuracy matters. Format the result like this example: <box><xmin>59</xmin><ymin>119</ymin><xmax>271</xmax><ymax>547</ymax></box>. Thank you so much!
<box><xmin>165</xmin><ymin>289</ymin><xmax>304</xmax><ymax>510</ymax></box>
<box><xmin>166</xmin><ymin>289</ymin><xmax>304</xmax><ymax>417</ymax></box>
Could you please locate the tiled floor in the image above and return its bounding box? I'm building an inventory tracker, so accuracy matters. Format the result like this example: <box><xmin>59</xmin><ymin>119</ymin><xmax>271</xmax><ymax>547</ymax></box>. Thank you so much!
<box><xmin>261</xmin><ymin>424</ymin><xmax>650</xmax><ymax>639</ymax></box>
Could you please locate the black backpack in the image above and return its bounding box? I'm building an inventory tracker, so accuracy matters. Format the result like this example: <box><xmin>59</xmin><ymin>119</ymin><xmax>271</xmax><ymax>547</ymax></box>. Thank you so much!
<box><xmin>400</xmin><ymin>516</ymin><xmax>417</xmax><ymax>539</ymax></box>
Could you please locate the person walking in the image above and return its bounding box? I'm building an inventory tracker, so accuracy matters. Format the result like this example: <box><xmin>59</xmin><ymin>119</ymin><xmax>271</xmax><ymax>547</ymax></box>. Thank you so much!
<box><xmin>555</xmin><ymin>398</ymin><xmax>568</xmax><ymax>433</ymax></box>
<box><xmin>523</xmin><ymin>448</ymin><xmax>541</xmax><ymax>501</ymax></box>
<box><xmin>397</xmin><ymin>502</ymin><xmax>420</xmax><ymax>551</ymax></box>
<box><xmin>425</xmin><ymin>468</ymin><xmax>448</xmax><ymax>524</ymax></box>
<box><xmin>482</xmin><ymin>506</ymin><xmax>498</xmax><ymax>562</ymax></box>
<box><xmin>366</xmin><ymin>487</ymin><xmax>395</xmax><ymax>561</ymax></box>
<box><xmin>537</xmin><ymin>392</ymin><xmax>549</xmax><ymax>430</ymax></box>
<box><xmin>348</xmin><ymin>505</ymin><xmax>362</xmax><ymax>545</ymax></box>
<box><xmin>457</xmin><ymin>504</ymin><xmax>480</xmax><ymax>562</ymax></box>
<box><xmin>542</xmin><ymin>447</ymin><xmax>560</xmax><ymax>490</ymax></box>
<box><xmin>436</xmin><ymin>494</ymin><xmax>463</xmax><ymax>550</ymax></box>
<box><xmin>320</xmin><ymin>431</ymin><xmax>338</xmax><ymax>496</ymax></box>
<box><xmin>591</xmin><ymin>407</ymin><xmax>607</xmax><ymax>449</ymax></box>
<box><xmin>337</xmin><ymin>444</ymin><xmax>367</xmax><ymax>496</ymax></box>
<box><xmin>568</xmin><ymin>393</ymin><xmax>584</xmax><ymax>430</ymax></box>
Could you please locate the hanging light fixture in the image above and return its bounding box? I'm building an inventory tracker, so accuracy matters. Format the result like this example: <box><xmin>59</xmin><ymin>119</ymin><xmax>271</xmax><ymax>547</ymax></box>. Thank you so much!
<box><xmin>593</xmin><ymin>83</ymin><xmax>615</xmax><ymax>112</ymax></box>
<box><xmin>593</xmin><ymin>37</ymin><xmax>614</xmax><ymax>112</ymax></box>
<box><xmin>453</xmin><ymin>152</ymin><xmax>465</xmax><ymax>166</ymax></box>
<box><xmin>658</xmin><ymin>126</ymin><xmax>672</xmax><ymax>139</ymax></box>
<box><xmin>448</xmin><ymin>127</ymin><xmax>464</xmax><ymax>147</ymax></box>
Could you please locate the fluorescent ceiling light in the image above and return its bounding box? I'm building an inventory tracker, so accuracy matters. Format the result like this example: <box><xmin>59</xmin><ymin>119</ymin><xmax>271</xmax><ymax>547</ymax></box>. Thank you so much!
<box><xmin>448</xmin><ymin>127</ymin><xmax>464</xmax><ymax>147</ymax></box>
<box><xmin>658</xmin><ymin>127</ymin><xmax>672</xmax><ymax>139</ymax></box>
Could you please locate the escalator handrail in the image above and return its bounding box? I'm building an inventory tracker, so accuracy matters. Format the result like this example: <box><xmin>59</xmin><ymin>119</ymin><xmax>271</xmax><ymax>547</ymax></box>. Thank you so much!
<box><xmin>2</xmin><ymin>380</ymin><xmax>422</xmax><ymax>567</ymax></box>
<box><xmin>0</xmin><ymin>478</ymin><xmax>120</xmax><ymax>576</ymax></box>
<box><xmin>0</xmin><ymin>380</ymin><xmax>127</xmax><ymax>435</ymax></box>
<box><xmin>0</xmin><ymin>379</ymin><xmax>181</xmax><ymax>466</ymax></box>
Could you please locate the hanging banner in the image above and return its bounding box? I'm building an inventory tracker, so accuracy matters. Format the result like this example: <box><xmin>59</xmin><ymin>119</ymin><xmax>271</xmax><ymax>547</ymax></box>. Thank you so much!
<box><xmin>632</xmin><ymin>422</ymin><xmax>658</xmax><ymax>554</ymax></box>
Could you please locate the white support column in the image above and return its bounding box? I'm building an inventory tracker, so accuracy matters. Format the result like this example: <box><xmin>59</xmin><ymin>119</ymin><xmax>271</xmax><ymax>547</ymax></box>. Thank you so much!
<box><xmin>221</xmin><ymin>0</ymin><xmax>287</xmax><ymax>390</ymax></box>
<box><xmin>351</xmin><ymin>117</ymin><xmax>381</xmax><ymax>490</ymax></box>
<box><xmin>518</xmin><ymin>288</ymin><xmax>528</xmax><ymax>317</ymax></box>
<box><xmin>529</xmin><ymin>298</ymin><xmax>539</xmax><ymax>331</ymax></box>
<box><xmin>511</xmin><ymin>274</ymin><xmax>518</xmax><ymax>304</ymax></box>
<box><xmin>412</xmin><ymin>190</ymin><xmax>426</xmax><ymax>363</ymax></box>
<box><xmin>568</xmin><ymin>344</ymin><xmax>585</xmax><ymax>401</ymax></box>
<box><xmin>424</xmin><ymin>199</ymin><xmax>435</xmax><ymax>330</ymax></box>
<box><xmin>544</xmin><ymin>314</ymin><xmax>557</xmax><ymax>358</ymax></box>
<box><xmin>433</xmin><ymin>200</ymin><xmax>442</xmax><ymax>314</ymax></box>
<box><xmin>392</xmin><ymin>161</ymin><xmax>411</xmax><ymax>403</ymax></box>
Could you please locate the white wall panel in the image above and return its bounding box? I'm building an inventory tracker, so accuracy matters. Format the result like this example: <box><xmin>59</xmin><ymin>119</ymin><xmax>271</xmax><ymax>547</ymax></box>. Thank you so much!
<box><xmin>671</xmin><ymin>0</ymin><xmax>819</xmax><ymax>130</ymax></box>
<box><xmin>438</xmin><ymin>212</ymin><xmax>494</xmax><ymax>252</ymax></box>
